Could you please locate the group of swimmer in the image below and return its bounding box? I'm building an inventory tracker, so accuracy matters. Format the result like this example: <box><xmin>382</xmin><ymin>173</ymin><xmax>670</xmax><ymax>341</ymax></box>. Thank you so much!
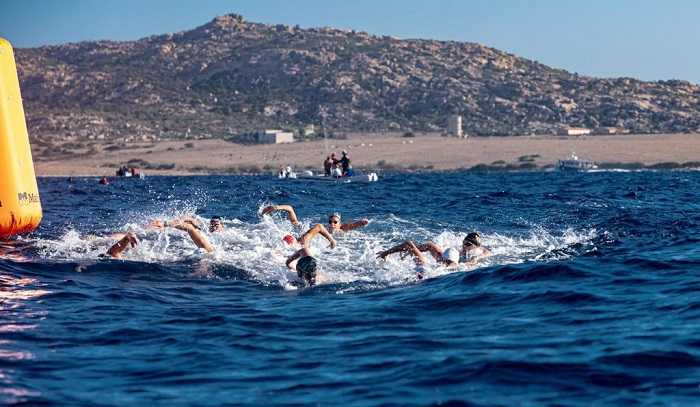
<box><xmin>103</xmin><ymin>204</ymin><xmax>490</xmax><ymax>287</ymax></box>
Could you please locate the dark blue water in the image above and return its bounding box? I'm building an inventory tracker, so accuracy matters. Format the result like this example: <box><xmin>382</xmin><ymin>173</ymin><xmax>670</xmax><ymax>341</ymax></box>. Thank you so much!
<box><xmin>2</xmin><ymin>171</ymin><xmax>700</xmax><ymax>405</ymax></box>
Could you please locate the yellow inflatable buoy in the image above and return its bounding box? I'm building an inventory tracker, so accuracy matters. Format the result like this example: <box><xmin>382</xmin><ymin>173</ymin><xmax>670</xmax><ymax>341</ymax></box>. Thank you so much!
<box><xmin>0</xmin><ymin>38</ymin><xmax>42</xmax><ymax>239</ymax></box>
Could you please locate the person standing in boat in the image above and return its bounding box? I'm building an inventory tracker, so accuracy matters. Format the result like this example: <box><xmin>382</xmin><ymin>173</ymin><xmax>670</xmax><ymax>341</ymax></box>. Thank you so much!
<box><xmin>323</xmin><ymin>155</ymin><xmax>334</xmax><ymax>176</ymax></box>
<box><xmin>339</xmin><ymin>150</ymin><xmax>353</xmax><ymax>176</ymax></box>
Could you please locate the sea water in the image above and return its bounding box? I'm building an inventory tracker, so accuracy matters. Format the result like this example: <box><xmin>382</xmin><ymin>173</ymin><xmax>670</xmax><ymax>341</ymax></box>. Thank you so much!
<box><xmin>1</xmin><ymin>171</ymin><xmax>699</xmax><ymax>405</ymax></box>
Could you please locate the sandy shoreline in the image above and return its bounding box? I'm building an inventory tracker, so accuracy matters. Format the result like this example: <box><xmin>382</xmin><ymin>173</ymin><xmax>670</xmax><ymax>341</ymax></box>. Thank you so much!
<box><xmin>33</xmin><ymin>133</ymin><xmax>700</xmax><ymax>176</ymax></box>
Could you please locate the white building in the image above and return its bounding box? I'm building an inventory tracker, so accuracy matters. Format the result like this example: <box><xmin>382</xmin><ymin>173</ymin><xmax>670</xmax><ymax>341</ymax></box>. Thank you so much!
<box><xmin>447</xmin><ymin>115</ymin><xmax>465</xmax><ymax>137</ymax></box>
<box><xmin>237</xmin><ymin>129</ymin><xmax>295</xmax><ymax>144</ymax></box>
<box><xmin>558</xmin><ymin>127</ymin><xmax>591</xmax><ymax>136</ymax></box>
<box><xmin>257</xmin><ymin>129</ymin><xmax>294</xmax><ymax>144</ymax></box>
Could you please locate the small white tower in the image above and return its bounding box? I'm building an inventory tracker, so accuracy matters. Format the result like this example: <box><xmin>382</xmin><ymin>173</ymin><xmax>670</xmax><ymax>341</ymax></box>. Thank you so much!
<box><xmin>447</xmin><ymin>115</ymin><xmax>464</xmax><ymax>138</ymax></box>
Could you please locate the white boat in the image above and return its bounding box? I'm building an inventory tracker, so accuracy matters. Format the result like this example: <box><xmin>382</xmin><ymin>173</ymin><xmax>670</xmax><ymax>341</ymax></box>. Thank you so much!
<box><xmin>116</xmin><ymin>166</ymin><xmax>146</xmax><ymax>178</ymax></box>
<box><xmin>558</xmin><ymin>153</ymin><xmax>597</xmax><ymax>171</ymax></box>
<box><xmin>278</xmin><ymin>169</ymin><xmax>379</xmax><ymax>183</ymax></box>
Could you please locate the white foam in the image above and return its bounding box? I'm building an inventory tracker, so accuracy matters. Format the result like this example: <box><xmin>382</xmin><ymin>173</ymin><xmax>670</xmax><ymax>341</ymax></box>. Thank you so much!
<box><xmin>33</xmin><ymin>208</ymin><xmax>600</xmax><ymax>291</ymax></box>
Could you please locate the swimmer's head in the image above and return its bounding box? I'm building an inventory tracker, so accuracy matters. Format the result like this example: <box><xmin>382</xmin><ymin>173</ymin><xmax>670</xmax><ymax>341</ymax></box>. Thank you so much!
<box><xmin>442</xmin><ymin>248</ymin><xmax>460</xmax><ymax>265</ymax></box>
<box><xmin>209</xmin><ymin>216</ymin><xmax>224</xmax><ymax>233</ymax></box>
<box><xmin>463</xmin><ymin>232</ymin><xmax>481</xmax><ymax>248</ymax></box>
<box><xmin>328</xmin><ymin>213</ymin><xmax>342</xmax><ymax>230</ymax></box>
<box><xmin>296</xmin><ymin>256</ymin><xmax>317</xmax><ymax>286</ymax></box>
<box><xmin>282</xmin><ymin>234</ymin><xmax>296</xmax><ymax>245</ymax></box>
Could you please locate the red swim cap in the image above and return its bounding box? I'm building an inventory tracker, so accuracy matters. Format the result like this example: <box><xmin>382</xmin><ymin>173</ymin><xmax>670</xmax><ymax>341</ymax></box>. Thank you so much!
<box><xmin>282</xmin><ymin>234</ymin><xmax>296</xmax><ymax>245</ymax></box>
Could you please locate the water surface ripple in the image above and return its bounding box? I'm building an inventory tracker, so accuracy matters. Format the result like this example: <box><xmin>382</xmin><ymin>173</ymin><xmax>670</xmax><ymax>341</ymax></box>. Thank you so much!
<box><xmin>1</xmin><ymin>171</ymin><xmax>699</xmax><ymax>405</ymax></box>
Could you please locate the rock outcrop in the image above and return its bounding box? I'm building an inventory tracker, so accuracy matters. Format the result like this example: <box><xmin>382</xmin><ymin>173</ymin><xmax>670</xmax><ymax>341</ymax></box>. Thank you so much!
<box><xmin>15</xmin><ymin>13</ymin><xmax>700</xmax><ymax>141</ymax></box>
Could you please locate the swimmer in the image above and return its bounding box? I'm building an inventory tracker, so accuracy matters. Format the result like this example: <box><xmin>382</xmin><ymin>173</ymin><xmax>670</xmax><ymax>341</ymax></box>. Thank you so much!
<box><xmin>376</xmin><ymin>240</ymin><xmax>459</xmax><ymax>279</ymax></box>
<box><xmin>151</xmin><ymin>215</ymin><xmax>224</xmax><ymax>233</ymax></box>
<box><xmin>377</xmin><ymin>232</ymin><xmax>491</xmax><ymax>277</ymax></box>
<box><xmin>285</xmin><ymin>223</ymin><xmax>337</xmax><ymax>286</ymax></box>
<box><xmin>262</xmin><ymin>204</ymin><xmax>369</xmax><ymax>234</ymax></box>
<box><xmin>106</xmin><ymin>217</ymin><xmax>216</xmax><ymax>258</ymax></box>
<box><xmin>458</xmin><ymin>232</ymin><xmax>491</xmax><ymax>264</ymax></box>
<box><xmin>157</xmin><ymin>218</ymin><xmax>215</xmax><ymax>253</ymax></box>
<box><xmin>285</xmin><ymin>247</ymin><xmax>320</xmax><ymax>286</ymax></box>
<box><xmin>208</xmin><ymin>216</ymin><xmax>224</xmax><ymax>233</ymax></box>
<box><xmin>326</xmin><ymin>212</ymin><xmax>369</xmax><ymax>235</ymax></box>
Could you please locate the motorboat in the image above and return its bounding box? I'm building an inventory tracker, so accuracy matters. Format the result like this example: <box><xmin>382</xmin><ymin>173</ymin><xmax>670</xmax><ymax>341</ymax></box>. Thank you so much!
<box><xmin>116</xmin><ymin>166</ymin><xmax>146</xmax><ymax>178</ymax></box>
<box><xmin>558</xmin><ymin>153</ymin><xmax>597</xmax><ymax>171</ymax></box>
<box><xmin>278</xmin><ymin>168</ymin><xmax>379</xmax><ymax>183</ymax></box>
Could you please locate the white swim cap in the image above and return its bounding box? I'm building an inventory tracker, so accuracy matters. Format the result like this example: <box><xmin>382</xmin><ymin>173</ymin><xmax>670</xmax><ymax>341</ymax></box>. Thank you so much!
<box><xmin>443</xmin><ymin>248</ymin><xmax>459</xmax><ymax>264</ymax></box>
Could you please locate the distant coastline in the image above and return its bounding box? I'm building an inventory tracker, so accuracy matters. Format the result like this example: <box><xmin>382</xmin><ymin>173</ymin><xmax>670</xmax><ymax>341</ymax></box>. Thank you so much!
<box><xmin>33</xmin><ymin>133</ymin><xmax>700</xmax><ymax>177</ymax></box>
<box><xmin>16</xmin><ymin>14</ymin><xmax>700</xmax><ymax>143</ymax></box>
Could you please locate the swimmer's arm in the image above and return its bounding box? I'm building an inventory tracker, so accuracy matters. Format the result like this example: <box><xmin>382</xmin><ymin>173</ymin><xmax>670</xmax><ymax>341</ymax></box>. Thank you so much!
<box><xmin>341</xmin><ymin>219</ymin><xmax>369</xmax><ymax>232</ymax></box>
<box><xmin>106</xmin><ymin>232</ymin><xmax>139</xmax><ymax>258</ymax></box>
<box><xmin>463</xmin><ymin>248</ymin><xmax>492</xmax><ymax>265</ymax></box>
<box><xmin>415</xmin><ymin>242</ymin><xmax>444</xmax><ymax>262</ymax></box>
<box><xmin>301</xmin><ymin>224</ymin><xmax>336</xmax><ymax>249</ymax></box>
<box><xmin>317</xmin><ymin>224</ymin><xmax>336</xmax><ymax>248</ymax></box>
<box><xmin>149</xmin><ymin>216</ymin><xmax>201</xmax><ymax>230</ymax></box>
<box><xmin>261</xmin><ymin>204</ymin><xmax>300</xmax><ymax>225</ymax></box>
<box><xmin>286</xmin><ymin>247</ymin><xmax>311</xmax><ymax>269</ymax></box>
<box><xmin>170</xmin><ymin>221</ymin><xmax>214</xmax><ymax>253</ymax></box>
<box><xmin>376</xmin><ymin>242</ymin><xmax>407</xmax><ymax>259</ymax></box>
<box><xmin>377</xmin><ymin>240</ymin><xmax>427</xmax><ymax>264</ymax></box>
<box><xmin>285</xmin><ymin>251</ymin><xmax>300</xmax><ymax>269</ymax></box>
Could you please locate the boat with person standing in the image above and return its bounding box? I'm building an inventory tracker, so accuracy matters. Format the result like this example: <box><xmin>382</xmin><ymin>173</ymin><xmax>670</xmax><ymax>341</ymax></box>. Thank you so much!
<box><xmin>558</xmin><ymin>153</ymin><xmax>598</xmax><ymax>171</ymax></box>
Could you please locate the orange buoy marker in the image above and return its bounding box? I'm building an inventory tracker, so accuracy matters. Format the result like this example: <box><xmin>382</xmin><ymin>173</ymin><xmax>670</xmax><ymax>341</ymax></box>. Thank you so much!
<box><xmin>0</xmin><ymin>38</ymin><xmax>42</xmax><ymax>239</ymax></box>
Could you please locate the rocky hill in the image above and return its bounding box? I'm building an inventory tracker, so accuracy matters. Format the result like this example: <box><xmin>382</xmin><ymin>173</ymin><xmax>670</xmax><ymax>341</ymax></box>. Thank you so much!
<box><xmin>14</xmin><ymin>14</ymin><xmax>700</xmax><ymax>142</ymax></box>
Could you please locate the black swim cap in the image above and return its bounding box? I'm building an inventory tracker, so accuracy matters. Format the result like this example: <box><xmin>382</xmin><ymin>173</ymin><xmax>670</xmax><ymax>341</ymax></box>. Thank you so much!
<box><xmin>464</xmin><ymin>232</ymin><xmax>481</xmax><ymax>247</ymax></box>
<box><xmin>296</xmin><ymin>256</ymin><xmax>317</xmax><ymax>286</ymax></box>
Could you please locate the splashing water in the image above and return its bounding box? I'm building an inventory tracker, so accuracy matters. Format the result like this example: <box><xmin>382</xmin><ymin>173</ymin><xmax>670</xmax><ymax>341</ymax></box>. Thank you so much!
<box><xmin>32</xmin><ymin>205</ymin><xmax>599</xmax><ymax>291</ymax></box>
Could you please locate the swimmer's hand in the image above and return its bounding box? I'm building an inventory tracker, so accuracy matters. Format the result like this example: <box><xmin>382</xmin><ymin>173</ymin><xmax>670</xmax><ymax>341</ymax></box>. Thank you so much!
<box><xmin>180</xmin><ymin>216</ymin><xmax>202</xmax><ymax>229</ymax></box>
<box><xmin>106</xmin><ymin>232</ymin><xmax>139</xmax><ymax>258</ymax></box>
<box><xmin>376</xmin><ymin>250</ymin><xmax>388</xmax><ymax>260</ymax></box>
<box><xmin>329</xmin><ymin>237</ymin><xmax>337</xmax><ymax>249</ymax></box>
<box><xmin>183</xmin><ymin>219</ymin><xmax>201</xmax><ymax>230</ymax></box>
<box><xmin>125</xmin><ymin>232</ymin><xmax>139</xmax><ymax>247</ymax></box>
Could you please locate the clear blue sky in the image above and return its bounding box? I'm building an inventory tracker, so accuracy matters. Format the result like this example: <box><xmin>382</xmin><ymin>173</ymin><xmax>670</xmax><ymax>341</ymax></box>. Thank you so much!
<box><xmin>1</xmin><ymin>0</ymin><xmax>698</xmax><ymax>83</ymax></box>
